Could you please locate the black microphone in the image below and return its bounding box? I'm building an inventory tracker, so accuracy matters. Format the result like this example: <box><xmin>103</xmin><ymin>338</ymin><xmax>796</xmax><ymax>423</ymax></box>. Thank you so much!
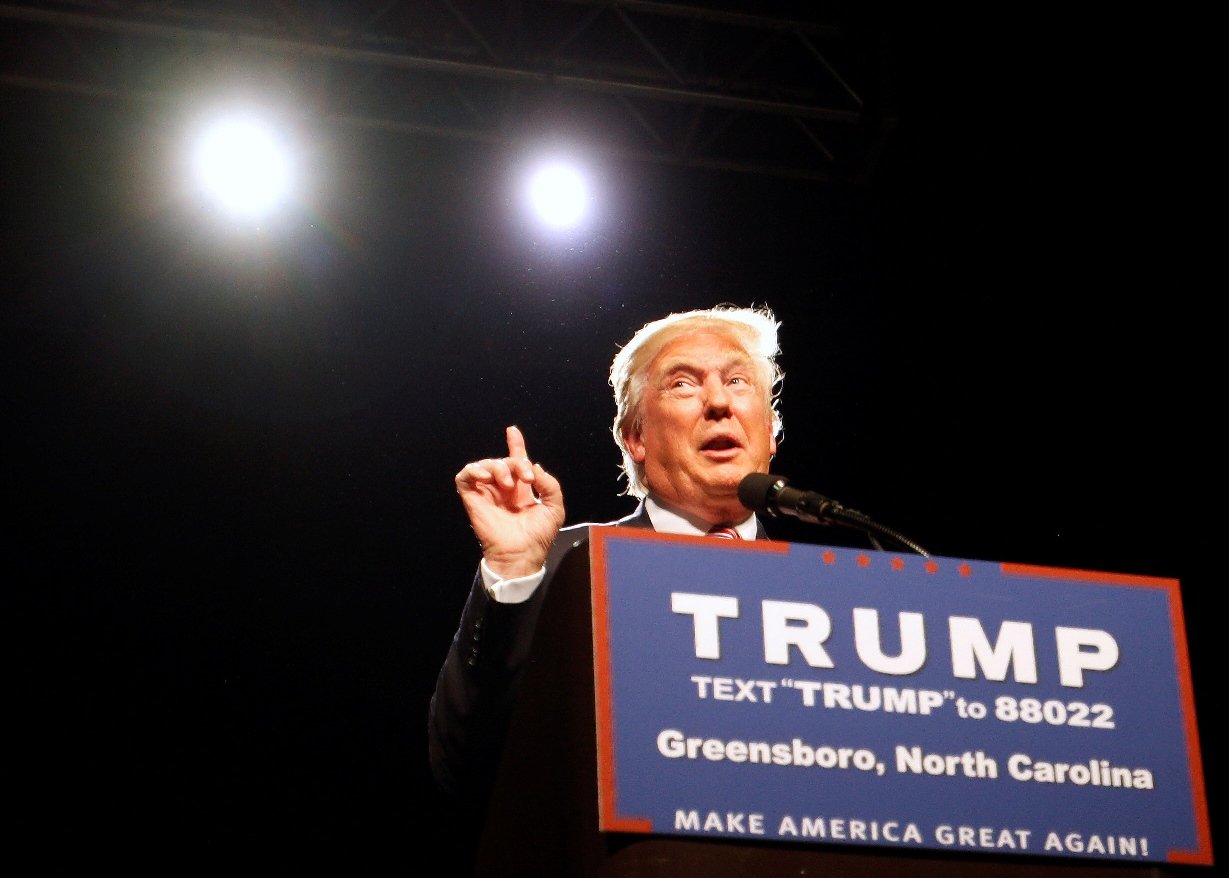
<box><xmin>738</xmin><ymin>472</ymin><xmax>845</xmax><ymax>525</ymax></box>
<box><xmin>738</xmin><ymin>473</ymin><xmax>931</xmax><ymax>557</ymax></box>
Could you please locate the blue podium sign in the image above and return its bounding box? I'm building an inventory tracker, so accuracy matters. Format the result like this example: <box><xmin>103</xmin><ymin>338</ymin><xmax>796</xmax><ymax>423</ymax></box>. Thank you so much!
<box><xmin>589</xmin><ymin>528</ymin><xmax>1212</xmax><ymax>866</ymax></box>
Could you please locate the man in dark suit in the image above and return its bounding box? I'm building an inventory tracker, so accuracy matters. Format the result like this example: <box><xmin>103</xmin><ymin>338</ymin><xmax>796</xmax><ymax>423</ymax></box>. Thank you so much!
<box><xmin>425</xmin><ymin>303</ymin><xmax>1163</xmax><ymax>878</ymax></box>
<box><xmin>428</xmin><ymin>304</ymin><xmax>783</xmax><ymax>809</ymax></box>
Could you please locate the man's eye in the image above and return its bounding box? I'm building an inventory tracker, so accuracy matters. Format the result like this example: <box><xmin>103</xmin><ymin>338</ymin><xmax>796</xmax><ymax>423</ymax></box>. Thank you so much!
<box><xmin>729</xmin><ymin>376</ymin><xmax>747</xmax><ymax>385</ymax></box>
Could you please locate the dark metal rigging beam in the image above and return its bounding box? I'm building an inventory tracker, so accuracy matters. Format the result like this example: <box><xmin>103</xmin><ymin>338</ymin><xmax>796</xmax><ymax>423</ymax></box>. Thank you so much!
<box><xmin>0</xmin><ymin>1</ymin><xmax>892</xmax><ymax>182</ymax></box>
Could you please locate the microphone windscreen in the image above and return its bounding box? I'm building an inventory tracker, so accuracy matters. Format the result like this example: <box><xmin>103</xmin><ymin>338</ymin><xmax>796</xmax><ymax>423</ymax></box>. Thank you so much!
<box><xmin>738</xmin><ymin>472</ymin><xmax>785</xmax><ymax>511</ymax></box>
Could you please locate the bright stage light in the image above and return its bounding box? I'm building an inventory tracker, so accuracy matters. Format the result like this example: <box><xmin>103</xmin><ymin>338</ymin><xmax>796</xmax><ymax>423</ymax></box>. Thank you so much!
<box><xmin>190</xmin><ymin>111</ymin><xmax>294</xmax><ymax>220</ymax></box>
<box><xmin>526</xmin><ymin>161</ymin><xmax>590</xmax><ymax>230</ymax></box>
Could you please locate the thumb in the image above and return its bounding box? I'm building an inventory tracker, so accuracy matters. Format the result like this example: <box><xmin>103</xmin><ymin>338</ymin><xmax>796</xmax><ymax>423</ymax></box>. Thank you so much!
<box><xmin>532</xmin><ymin>463</ymin><xmax>565</xmax><ymax>518</ymax></box>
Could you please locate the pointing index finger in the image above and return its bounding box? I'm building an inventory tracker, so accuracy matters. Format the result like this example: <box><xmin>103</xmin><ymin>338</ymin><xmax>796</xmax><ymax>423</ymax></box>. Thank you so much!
<box><xmin>505</xmin><ymin>425</ymin><xmax>537</xmax><ymax>490</ymax></box>
<box><xmin>506</xmin><ymin>424</ymin><xmax>529</xmax><ymax>461</ymax></box>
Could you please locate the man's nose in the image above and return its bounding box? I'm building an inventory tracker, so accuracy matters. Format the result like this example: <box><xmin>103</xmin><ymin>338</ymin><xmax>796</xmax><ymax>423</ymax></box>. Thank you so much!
<box><xmin>704</xmin><ymin>378</ymin><xmax>732</xmax><ymax>415</ymax></box>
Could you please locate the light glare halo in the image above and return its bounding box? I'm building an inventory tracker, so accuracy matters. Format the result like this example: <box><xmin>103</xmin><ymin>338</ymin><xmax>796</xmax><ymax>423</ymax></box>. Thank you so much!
<box><xmin>527</xmin><ymin>162</ymin><xmax>589</xmax><ymax>230</ymax></box>
<box><xmin>191</xmin><ymin>113</ymin><xmax>293</xmax><ymax>220</ymax></box>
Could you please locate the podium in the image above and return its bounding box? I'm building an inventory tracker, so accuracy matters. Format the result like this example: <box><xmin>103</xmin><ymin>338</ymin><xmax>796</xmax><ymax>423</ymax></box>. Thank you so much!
<box><xmin>469</xmin><ymin>529</ymin><xmax>1204</xmax><ymax>877</ymax></box>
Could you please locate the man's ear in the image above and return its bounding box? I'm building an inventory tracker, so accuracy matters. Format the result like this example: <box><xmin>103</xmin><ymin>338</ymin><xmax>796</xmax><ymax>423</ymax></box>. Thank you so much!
<box><xmin>770</xmin><ymin>435</ymin><xmax>777</xmax><ymax>456</ymax></box>
<box><xmin>624</xmin><ymin>426</ymin><xmax>646</xmax><ymax>464</ymax></box>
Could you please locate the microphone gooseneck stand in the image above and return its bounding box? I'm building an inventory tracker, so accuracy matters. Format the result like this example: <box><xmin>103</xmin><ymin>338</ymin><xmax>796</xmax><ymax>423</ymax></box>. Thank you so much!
<box><xmin>822</xmin><ymin>504</ymin><xmax>930</xmax><ymax>558</ymax></box>
<box><xmin>738</xmin><ymin>472</ymin><xmax>930</xmax><ymax>559</ymax></box>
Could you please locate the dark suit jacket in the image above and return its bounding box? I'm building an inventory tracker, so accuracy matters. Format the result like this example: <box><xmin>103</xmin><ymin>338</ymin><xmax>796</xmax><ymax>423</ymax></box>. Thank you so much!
<box><xmin>427</xmin><ymin>503</ymin><xmax>654</xmax><ymax>805</ymax></box>
<box><xmin>428</xmin><ymin>501</ymin><xmax>770</xmax><ymax>804</ymax></box>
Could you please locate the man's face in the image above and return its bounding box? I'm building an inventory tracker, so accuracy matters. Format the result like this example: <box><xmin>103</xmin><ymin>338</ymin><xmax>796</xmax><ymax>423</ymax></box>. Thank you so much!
<box><xmin>625</xmin><ymin>329</ymin><xmax>777</xmax><ymax>523</ymax></box>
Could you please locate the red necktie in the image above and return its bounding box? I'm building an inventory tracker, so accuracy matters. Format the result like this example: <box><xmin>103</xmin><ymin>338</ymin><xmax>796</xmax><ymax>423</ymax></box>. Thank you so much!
<box><xmin>707</xmin><ymin>526</ymin><xmax>741</xmax><ymax>539</ymax></box>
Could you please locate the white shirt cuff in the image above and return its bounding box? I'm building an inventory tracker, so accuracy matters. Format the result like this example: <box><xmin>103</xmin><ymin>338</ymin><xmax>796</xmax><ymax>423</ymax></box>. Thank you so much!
<box><xmin>480</xmin><ymin>558</ymin><xmax>546</xmax><ymax>604</ymax></box>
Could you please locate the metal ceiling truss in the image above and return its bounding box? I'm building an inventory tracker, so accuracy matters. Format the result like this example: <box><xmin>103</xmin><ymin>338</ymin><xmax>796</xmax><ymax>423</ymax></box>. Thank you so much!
<box><xmin>0</xmin><ymin>1</ymin><xmax>896</xmax><ymax>181</ymax></box>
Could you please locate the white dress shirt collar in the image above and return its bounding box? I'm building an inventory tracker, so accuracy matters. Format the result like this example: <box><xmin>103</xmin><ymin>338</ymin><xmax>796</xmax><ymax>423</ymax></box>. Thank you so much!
<box><xmin>644</xmin><ymin>495</ymin><xmax>758</xmax><ymax>539</ymax></box>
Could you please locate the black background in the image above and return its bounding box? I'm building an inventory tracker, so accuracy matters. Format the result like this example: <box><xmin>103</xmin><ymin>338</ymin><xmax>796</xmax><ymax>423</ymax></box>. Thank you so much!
<box><xmin>5</xmin><ymin>8</ymin><xmax>1215</xmax><ymax>871</ymax></box>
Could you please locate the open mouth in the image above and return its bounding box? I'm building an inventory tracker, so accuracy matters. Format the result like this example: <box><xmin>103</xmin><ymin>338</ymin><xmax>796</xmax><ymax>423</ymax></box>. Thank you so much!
<box><xmin>701</xmin><ymin>436</ymin><xmax>741</xmax><ymax>453</ymax></box>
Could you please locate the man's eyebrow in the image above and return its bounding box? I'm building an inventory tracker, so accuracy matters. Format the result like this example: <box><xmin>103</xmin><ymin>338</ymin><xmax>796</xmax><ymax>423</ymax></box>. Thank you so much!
<box><xmin>655</xmin><ymin>354</ymin><xmax>754</xmax><ymax>376</ymax></box>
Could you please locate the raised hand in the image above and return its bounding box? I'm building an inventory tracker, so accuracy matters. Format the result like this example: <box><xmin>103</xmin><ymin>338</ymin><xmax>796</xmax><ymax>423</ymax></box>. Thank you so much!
<box><xmin>454</xmin><ymin>425</ymin><xmax>566</xmax><ymax>579</ymax></box>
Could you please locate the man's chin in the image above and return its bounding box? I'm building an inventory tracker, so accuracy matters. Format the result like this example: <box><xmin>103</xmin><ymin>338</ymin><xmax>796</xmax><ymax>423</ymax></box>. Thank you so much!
<box><xmin>703</xmin><ymin>465</ymin><xmax>754</xmax><ymax>494</ymax></box>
